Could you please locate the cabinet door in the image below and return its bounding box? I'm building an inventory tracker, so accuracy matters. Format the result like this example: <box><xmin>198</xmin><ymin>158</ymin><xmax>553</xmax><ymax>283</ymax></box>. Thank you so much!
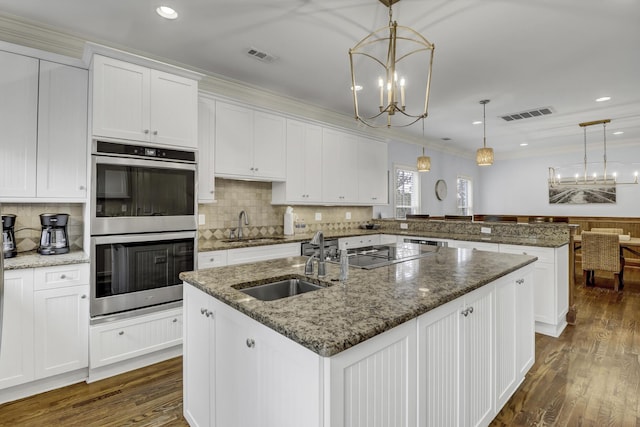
<box><xmin>183</xmin><ymin>285</ymin><xmax>216</xmax><ymax>427</ymax></box>
<box><xmin>0</xmin><ymin>51</ymin><xmax>38</xmax><ymax>198</ymax></box>
<box><xmin>284</xmin><ymin>120</ymin><xmax>323</xmax><ymax>203</ymax></box>
<box><xmin>462</xmin><ymin>284</ymin><xmax>494</xmax><ymax>427</ymax></box>
<box><xmin>253</xmin><ymin>111</ymin><xmax>286</xmax><ymax>180</ymax></box>
<box><xmin>417</xmin><ymin>297</ymin><xmax>462</xmax><ymax>427</ymax></box>
<box><xmin>214</xmin><ymin>101</ymin><xmax>253</xmax><ymax>177</ymax></box>
<box><xmin>515</xmin><ymin>270</ymin><xmax>535</xmax><ymax>377</ymax></box>
<box><xmin>0</xmin><ymin>270</ymin><xmax>35</xmax><ymax>389</ymax></box>
<box><xmin>494</xmin><ymin>275</ymin><xmax>517</xmax><ymax>410</ymax></box>
<box><xmin>150</xmin><ymin>70</ymin><xmax>198</xmax><ymax>148</ymax></box>
<box><xmin>322</xmin><ymin>129</ymin><xmax>358</xmax><ymax>203</ymax></box>
<box><xmin>37</xmin><ymin>61</ymin><xmax>88</xmax><ymax>199</ymax></box>
<box><xmin>92</xmin><ymin>55</ymin><xmax>150</xmax><ymax>141</ymax></box>
<box><xmin>33</xmin><ymin>284</ymin><xmax>89</xmax><ymax>379</ymax></box>
<box><xmin>358</xmin><ymin>138</ymin><xmax>388</xmax><ymax>204</ymax></box>
<box><xmin>198</xmin><ymin>97</ymin><xmax>216</xmax><ymax>202</ymax></box>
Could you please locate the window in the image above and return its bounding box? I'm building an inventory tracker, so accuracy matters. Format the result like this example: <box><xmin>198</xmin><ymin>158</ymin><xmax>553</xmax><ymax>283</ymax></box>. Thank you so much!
<box><xmin>457</xmin><ymin>175</ymin><xmax>473</xmax><ymax>216</ymax></box>
<box><xmin>394</xmin><ymin>165</ymin><xmax>420</xmax><ymax>218</ymax></box>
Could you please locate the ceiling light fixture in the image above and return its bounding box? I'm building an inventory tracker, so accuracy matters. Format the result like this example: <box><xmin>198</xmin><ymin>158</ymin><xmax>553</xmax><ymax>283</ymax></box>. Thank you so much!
<box><xmin>613</xmin><ymin>131</ymin><xmax>624</xmax><ymax>135</ymax></box>
<box><xmin>156</xmin><ymin>6</ymin><xmax>178</xmax><ymax>20</ymax></box>
<box><xmin>417</xmin><ymin>119</ymin><xmax>431</xmax><ymax>172</ymax></box>
<box><xmin>476</xmin><ymin>99</ymin><xmax>494</xmax><ymax>166</ymax></box>
<box><xmin>548</xmin><ymin>119</ymin><xmax>638</xmax><ymax>187</ymax></box>
<box><xmin>595</xmin><ymin>96</ymin><xmax>611</xmax><ymax>102</ymax></box>
<box><xmin>349</xmin><ymin>0</ymin><xmax>435</xmax><ymax>128</ymax></box>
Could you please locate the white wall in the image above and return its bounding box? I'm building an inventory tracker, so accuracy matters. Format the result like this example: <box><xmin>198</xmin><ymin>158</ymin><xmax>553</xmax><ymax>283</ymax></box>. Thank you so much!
<box><xmin>374</xmin><ymin>140</ymin><xmax>479</xmax><ymax>219</ymax></box>
<box><xmin>478</xmin><ymin>144</ymin><xmax>640</xmax><ymax>216</ymax></box>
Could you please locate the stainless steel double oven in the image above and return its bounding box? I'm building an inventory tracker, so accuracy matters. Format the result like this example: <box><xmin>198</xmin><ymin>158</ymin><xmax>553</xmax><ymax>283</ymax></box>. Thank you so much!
<box><xmin>90</xmin><ymin>140</ymin><xmax>197</xmax><ymax>319</ymax></box>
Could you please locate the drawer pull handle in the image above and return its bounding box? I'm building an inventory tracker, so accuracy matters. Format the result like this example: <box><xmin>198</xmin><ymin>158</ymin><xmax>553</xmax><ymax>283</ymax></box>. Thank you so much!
<box><xmin>246</xmin><ymin>338</ymin><xmax>255</xmax><ymax>348</ymax></box>
<box><xmin>118</xmin><ymin>331</ymin><xmax>124</xmax><ymax>336</ymax></box>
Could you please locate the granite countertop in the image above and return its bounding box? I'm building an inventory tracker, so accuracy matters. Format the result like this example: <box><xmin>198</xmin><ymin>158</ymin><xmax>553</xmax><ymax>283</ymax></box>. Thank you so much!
<box><xmin>180</xmin><ymin>248</ymin><xmax>537</xmax><ymax>357</ymax></box>
<box><xmin>198</xmin><ymin>229</ymin><xmax>567</xmax><ymax>252</ymax></box>
<box><xmin>3</xmin><ymin>250</ymin><xmax>89</xmax><ymax>270</ymax></box>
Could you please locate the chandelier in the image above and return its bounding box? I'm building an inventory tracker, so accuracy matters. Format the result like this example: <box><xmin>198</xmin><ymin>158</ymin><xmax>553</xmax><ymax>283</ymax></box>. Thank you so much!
<box><xmin>476</xmin><ymin>99</ymin><xmax>494</xmax><ymax>166</ymax></box>
<box><xmin>349</xmin><ymin>0</ymin><xmax>435</xmax><ymax>128</ymax></box>
<box><xmin>548</xmin><ymin>119</ymin><xmax>638</xmax><ymax>187</ymax></box>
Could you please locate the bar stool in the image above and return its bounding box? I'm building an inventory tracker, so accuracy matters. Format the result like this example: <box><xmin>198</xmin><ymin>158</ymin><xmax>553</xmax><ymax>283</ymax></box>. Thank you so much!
<box><xmin>581</xmin><ymin>231</ymin><xmax>625</xmax><ymax>291</ymax></box>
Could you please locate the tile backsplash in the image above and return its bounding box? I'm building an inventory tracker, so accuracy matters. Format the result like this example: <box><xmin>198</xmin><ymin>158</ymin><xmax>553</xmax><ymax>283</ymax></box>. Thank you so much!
<box><xmin>198</xmin><ymin>179</ymin><xmax>373</xmax><ymax>241</ymax></box>
<box><xmin>1</xmin><ymin>203</ymin><xmax>84</xmax><ymax>252</ymax></box>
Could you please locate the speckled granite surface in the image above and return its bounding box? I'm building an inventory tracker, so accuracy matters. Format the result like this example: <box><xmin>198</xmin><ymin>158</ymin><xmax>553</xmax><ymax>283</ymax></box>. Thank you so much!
<box><xmin>180</xmin><ymin>248</ymin><xmax>536</xmax><ymax>357</ymax></box>
<box><xmin>3</xmin><ymin>250</ymin><xmax>89</xmax><ymax>270</ymax></box>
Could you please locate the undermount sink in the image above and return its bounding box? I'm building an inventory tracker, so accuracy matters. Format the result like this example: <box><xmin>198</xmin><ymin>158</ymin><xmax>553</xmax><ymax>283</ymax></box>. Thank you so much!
<box><xmin>222</xmin><ymin>236</ymin><xmax>287</xmax><ymax>244</ymax></box>
<box><xmin>236</xmin><ymin>278</ymin><xmax>324</xmax><ymax>301</ymax></box>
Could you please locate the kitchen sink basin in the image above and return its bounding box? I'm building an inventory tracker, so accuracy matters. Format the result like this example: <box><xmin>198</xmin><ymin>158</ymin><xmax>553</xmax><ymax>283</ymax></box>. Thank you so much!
<box><xmin>236</xmin><ymin>278</ymin><xmax>324</xmax><ymax>301</ymax></box>
<box><xmin>222</xmin><ymin>236</ymin><xmax>287</xmax><ymax>244</ymax></box>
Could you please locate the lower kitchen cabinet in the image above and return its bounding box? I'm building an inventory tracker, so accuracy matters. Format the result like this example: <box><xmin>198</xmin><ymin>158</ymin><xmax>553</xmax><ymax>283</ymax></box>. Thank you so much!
<box><xmin>0</xmin><ymin>263</ymin><xmax>89</xmax><ymax>391</ymax></box>
<box><xmin>226</xmin><ymin>242</ymin><xmax>300</xmax><ymax>265</ymax></box>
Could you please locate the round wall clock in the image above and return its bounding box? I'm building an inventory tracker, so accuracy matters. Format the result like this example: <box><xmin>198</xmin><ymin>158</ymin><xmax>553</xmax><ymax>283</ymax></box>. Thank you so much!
<box><xmin>435</xmin><ymin>179</ymin><xmax>448</xmax><ymax>201</ymax></box>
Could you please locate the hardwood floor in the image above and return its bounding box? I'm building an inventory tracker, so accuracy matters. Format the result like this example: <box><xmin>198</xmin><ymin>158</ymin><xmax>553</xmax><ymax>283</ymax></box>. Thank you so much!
<box><xmin>1</xmin><ymin>279</ymin><xmax>639</xmax><ymax>426</ymax></box>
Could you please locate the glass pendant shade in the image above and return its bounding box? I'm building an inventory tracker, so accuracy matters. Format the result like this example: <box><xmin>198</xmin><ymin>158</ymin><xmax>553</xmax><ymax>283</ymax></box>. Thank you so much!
<box><xmin>476</xmin><ymin>147</ymin><xmax>494</xmax><ymax>166</ymax></box>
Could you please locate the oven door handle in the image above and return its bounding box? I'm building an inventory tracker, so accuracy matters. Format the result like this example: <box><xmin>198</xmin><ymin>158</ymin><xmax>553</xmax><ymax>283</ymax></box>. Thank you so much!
<box><xmin>93</xmin><ymin>155</ymin><xmax>196</xmax><ymax>172</ymax></box>
<box><xmin>92</xmin><ymin>231</ymin><xmax>196</xmax><ymax>245</ymax></box>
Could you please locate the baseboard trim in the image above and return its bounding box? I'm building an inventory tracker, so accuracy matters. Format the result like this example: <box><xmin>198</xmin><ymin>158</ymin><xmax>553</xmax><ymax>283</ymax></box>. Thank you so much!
<box><xmin>87</xmin><ymin>345</ymin><xmax>182</xmax><ymax>383</ymax></box>
<box><xmin>0</xmin><ymin>369</ymin><xmax>88</xmax><ymax>405</ymax></box>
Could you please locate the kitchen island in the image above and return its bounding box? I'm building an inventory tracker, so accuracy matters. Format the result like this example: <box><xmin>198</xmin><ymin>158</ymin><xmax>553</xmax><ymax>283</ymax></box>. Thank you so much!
<box><xmin>180</xmin><ymin>245</ymin><xmax>537</xmax><ymax>427</ymax></box>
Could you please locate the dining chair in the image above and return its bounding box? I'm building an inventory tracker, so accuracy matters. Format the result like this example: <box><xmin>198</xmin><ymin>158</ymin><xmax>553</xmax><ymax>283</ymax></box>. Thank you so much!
<box><xmin>581</xmin><ymin>231</ymin><xmax>625</xmax><ymax>291</ymax></box>
<box><xmin>591</xmin><ymin>227</ymin><xmax>624</xmax><ymax>235</ymax></box>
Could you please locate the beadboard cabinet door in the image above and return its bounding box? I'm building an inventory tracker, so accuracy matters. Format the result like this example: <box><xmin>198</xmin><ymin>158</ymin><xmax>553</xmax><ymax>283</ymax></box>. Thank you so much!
<box><xmin>198</xmin><ymin>96</ymin><xmax>216</xmax><ymax>202</ymax></box>
<box><xmin>322</xmin><ymin>128</ymin><xmax>358</xmax><ymax>203</ymax></box>
<box><xmin>357</xmin><ymin>137</ymin><xmax>388</xmax><ymax>204</ymax></box>
<box><xmin>0</xmin><ymin>51</ymin><xmax>38</xmax><ymax>198</ymax></box>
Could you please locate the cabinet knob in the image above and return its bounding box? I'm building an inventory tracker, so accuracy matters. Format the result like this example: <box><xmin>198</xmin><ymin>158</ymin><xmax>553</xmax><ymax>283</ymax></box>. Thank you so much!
<box><xmin>201</xmin><ymin>307</ymin><xmax>207</xmax><ymax>315</ymax></box>
<box><xmin>254</xmin><ymin>167</ymin><xmax>259</xmax><ymax>171</ymax></box>
<box><xmin>79</xmin><ymin>185</ymin><xmax>85</xmax><ymax>190</ymax></box>
<box><xmin>143</xmin><ymin>129</ymin><xmax>150</xmax><ymax>134</ymax></box>
<box><xmin>153</xmin><ymin>130</ymin><xmax>158</xmax><ymax>135</ymax></box>
<box><xmin>209</xmin><ymin>257</ymin><xmax>215</xmax><ymax>262</ymax></box>
<box><xmin>516</xmin><ymin>278</ymin><xmax>525</xmax><ymax>285</ymax></box>
<box><xmin>250</xmin><ymin>167</ymin><xmax>255</xmax><ymax>171</ymax></box>
<box><xmin>210</xmin><ymin>190</ymin><xmax>214</xmax><ymax>194</ymax></box>
<box><xmin>118</xmin><ymin>331</ymin><xmax>124</xmax><ymax>336</ymax></box>
<box><xmin>246</xmin><ymin>338</ymin><xmax>255</xmax><ymax>348</ymax></box>
<box><xmin>81</xmin><ymin>294</ymin><xmax>87</xmax><ymax>299</ymax></box>
<box><xmin>172</xmin><ymin>318</ymin><xmax>178</xmax><ymax>323</ymax></box>
<box><xmin>60</xmin><ymin>274</ymin><xmax>66</xmax><ymax>279</ymax></box>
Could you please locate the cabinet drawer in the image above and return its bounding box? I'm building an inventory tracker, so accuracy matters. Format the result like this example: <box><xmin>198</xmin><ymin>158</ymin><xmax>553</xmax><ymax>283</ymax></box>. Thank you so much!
<box><xmin>227</xmin><ymin>243</ymin><xmax>300</xmax><ymax>265</ymax></box>
<box><xmin>499</xmin><ymin>244</ymin><xmax>553</xmax><ymax>263</ymax></box>
<box><xmin>89</xmin><ymin>308</ymin><xmax>182</xmax><ymax>368</ymax></box>
<box><xmin>197</xmin><ymin>250</ymin><xmax>228</xmax><ymax>269</ymax></box>
<box><xmin>34</xmin><ymin>263</ymin><xmax>90</xmax><ymax>290</ymax></box>
<box><xmin>338</xmin><ymin>234</ymin><xmax>380</xmax><ymax>250</ymax></box>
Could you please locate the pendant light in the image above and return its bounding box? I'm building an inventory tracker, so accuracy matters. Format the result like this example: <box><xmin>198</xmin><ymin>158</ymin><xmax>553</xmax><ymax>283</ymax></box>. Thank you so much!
<box><xmin>417</xmin><ymin>119</ymin><xmax>431</xmax><ymax>172</ymax></box>
<box><xmin>349</xmin><ymin>0</ymin><xmax>435</xmax><ymax>128</ymax></box>
<box><xmin>476</xmin><ymin>99</ymin><xmax>494</xmax><ymax>166</ymax></box>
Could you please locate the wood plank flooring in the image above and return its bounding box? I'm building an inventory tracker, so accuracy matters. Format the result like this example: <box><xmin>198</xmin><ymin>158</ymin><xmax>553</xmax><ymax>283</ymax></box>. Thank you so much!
<box><xmin>1</xmin><ymin>279</ymin><xmax>639</xmax><ymax>426</ymax></box>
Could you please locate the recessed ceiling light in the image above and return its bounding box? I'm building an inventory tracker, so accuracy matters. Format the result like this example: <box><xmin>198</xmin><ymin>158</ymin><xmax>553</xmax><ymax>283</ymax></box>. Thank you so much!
<box><xmin>595</xmin><ymin>96</ymin><xmax>611</xmax><ymax>102</ymax></box>
<box><xmin>613</xmin><ymin>131</ymin><xmax>624</xmax><ymax>135</ymax></box>
<box><xmin>156</xmin><ymin>6</ymin><xmax>178</xmax><ymax>20</ymax></box>
<box><xmin>472</xmin><ymin>121</ymin><xmax>482</xmax><ymax>125</ymax></box>
<box><xmin>520</xmin><ymin>142</ymin><xmax>528</xmax><ymax>146</ymax></box>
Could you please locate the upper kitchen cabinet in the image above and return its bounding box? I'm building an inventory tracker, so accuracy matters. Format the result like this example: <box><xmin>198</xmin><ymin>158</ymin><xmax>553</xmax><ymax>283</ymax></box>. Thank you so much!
<box><xmin>37</xmin><ymin>61</ymin><xmax>88</xmax><ymax>199</ymax></box>
<box><xmin>272</xmin><ymin>119</ymin><xmax>323</xmax><ymax>204</ymax></box>
<box><xmin>91</xmin><ymin>54</ymin><xmax>198</xmax><ymax>148</ymax></box>
<box><xmin>357</xmin><ymin>137</ymin><xmax>388</xmax><ymax>204</ymax></box>
<box><xmin>198</xmin><ymin>96</ymin><xmax>216</xmax><ymax>203</ymax></box>
<box><xmin>214</xmin><ymin>101</ymin><xmax>286</xmax><ymax>181</ymax></box>
<box><xmin>0</xmin><ymin>50</ymin><xmax>88</xmax><ymax>201</ymax></box>
<box><xmin>322</xmin><ymin>128</ymin><xmax>358</xmax><ymax>203</ymax></box>
<box><xmin>0</xmin><ymin>51</ymin><xmax>38</xmax><ymax>198</ymax></box>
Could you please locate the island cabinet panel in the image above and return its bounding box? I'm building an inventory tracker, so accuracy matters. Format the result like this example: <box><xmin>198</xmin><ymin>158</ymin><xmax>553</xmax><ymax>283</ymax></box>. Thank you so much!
<box><xmin>213</xmin><ymin>298</ymin><xmax>322</xmax><ymax>427</ymax></box>
<box><xmin>327</xmin><ymin>320</ymin><xmax>417</xmax><ymax>427</ymax></box>
<box><xmin>417</xmin><ymin>283</ymin><xmax>494</xmax><ymax>427</ymax></box>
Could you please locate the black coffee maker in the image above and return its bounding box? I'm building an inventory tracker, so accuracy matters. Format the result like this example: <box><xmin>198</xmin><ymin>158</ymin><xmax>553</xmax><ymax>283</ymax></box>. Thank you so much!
<box><xmin>2</xmin><ymin>214</ymin><xmax>18</xmax><ymax>258</ymax></box>
<box><xmin>38</xmin><ymin>213</ymin><xmax>70</xmax><ymax>255</ymax></box>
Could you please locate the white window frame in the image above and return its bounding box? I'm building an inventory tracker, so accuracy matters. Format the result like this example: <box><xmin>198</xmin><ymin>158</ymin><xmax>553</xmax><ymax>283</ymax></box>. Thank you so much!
<box><xmin>456</xmin><ymin>175</ymin><xmax>473</xmax><ymax>216</ymax></box>
<box><xmin>394</xmin><ymin>164</ymin><xmax>420</xmax><ymax>219</ymax></box>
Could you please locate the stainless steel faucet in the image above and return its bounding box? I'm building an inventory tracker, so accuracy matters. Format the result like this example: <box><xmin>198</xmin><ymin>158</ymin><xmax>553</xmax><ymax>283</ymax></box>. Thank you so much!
<box><xmin>310</xmin><ymin>230</ymin><xmax>326</xmax><ymax>277</ymax></box>
<box><xmin>238</xmin><ymin>210</ymin><xmax>249</xmax><ymax>240</ymax></box>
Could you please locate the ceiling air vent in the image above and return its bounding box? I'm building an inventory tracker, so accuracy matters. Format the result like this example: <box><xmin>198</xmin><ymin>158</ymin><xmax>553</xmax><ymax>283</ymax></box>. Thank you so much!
<box><xmin>501</xmin><ymin>107</ymin><xmax>553</xmax><ymax>122</ymax></box>
<box><xmin>246</xmin><ymin>47</ymin><xmax>277</xmax><ymax>63</ymax></box>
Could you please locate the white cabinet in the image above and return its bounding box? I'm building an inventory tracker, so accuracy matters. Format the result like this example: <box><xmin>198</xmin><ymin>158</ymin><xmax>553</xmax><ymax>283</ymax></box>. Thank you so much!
<box><xmin>226</xmin><ymin>243</ymin><xmax>300</xmax><ymax>266</ymax></box>
<box><xmin>198</xmin><ymin>96</ymin><xmax>216</xmax><ymax>202</ymax></box>
<box><xmin>91</xmin><ymin>54</ymin><xmax>198</xmax><ymax>148</ymax></box>
<box><xmin>417</xmin><ymin>282</ymin><xmax>494</xmax><ymax>427</ymax></box>
<box><xmin>322</xmin><ymin>128</ymin><xmax>358</xmax><ymax>203</ymax></box>
<box><xmin>36</xmin><ymin>61</ymin><xmax>88</xmax><ymax>199</ymax></box>
<box><xmin>338</xmin><ymin>234</ymin><xmax>380</xmax><ymax>250</ymax></box>
<box><xmin>448</xmin><ymin>239</ymin><xmax>499</xmax><ymax>252</ymax></box>
<box><xmin>272</xmin><ymin>119</ymin><xmax>323</xmax><ymax>204</ymax></box>
<box><xmin>515</xmin><ymin>269</ymin><xmax>535</xmax><ymax>379</ymax></box>
<box><xmin>357</xmin><ymin>137</ymin><xmax>388</xmax><ymax>204</ymax></box>
<box><xmin>214</xmin><ymin>101</ymin><xmax>286</xmax><ymax>181</ymax></box>
<box><xmin>500</xmin><ymin>244</ymin><xmax>568</xmax><ymax>337</ymax></box>
<box><xmin>213</xmin><ymin>296</ymin><xmax>321</xmax><ymax>427</ymax></box>
<box><xmin>183</xmin><ymin>285</ymin><xmax>216</xmax><ymax>427</ymax></box>
<box><xmin>89</xmin><ymin>307</ymin><xmax>182</xmax><ymax>368</ymax></box>
<box><xmin>0</xmin><ymin>270</ymin><xmax>35</xmax><ymax>390</ymax></box>
<box><xmin>0</xmin><ymin>51</ymin><xmax>38</xmax><ymax>198</ymax></box>
<box><xmin>197</xmin><ymin>250</ymin><xmax>228</xmax><ymax>269</ymax></box>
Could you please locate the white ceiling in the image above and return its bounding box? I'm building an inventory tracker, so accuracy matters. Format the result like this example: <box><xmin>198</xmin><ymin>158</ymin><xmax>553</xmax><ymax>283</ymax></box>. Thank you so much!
<box><xmin>1</xmin><ymin>0</ymin><xmax>639</xmax><ymax>158</ymax></box>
